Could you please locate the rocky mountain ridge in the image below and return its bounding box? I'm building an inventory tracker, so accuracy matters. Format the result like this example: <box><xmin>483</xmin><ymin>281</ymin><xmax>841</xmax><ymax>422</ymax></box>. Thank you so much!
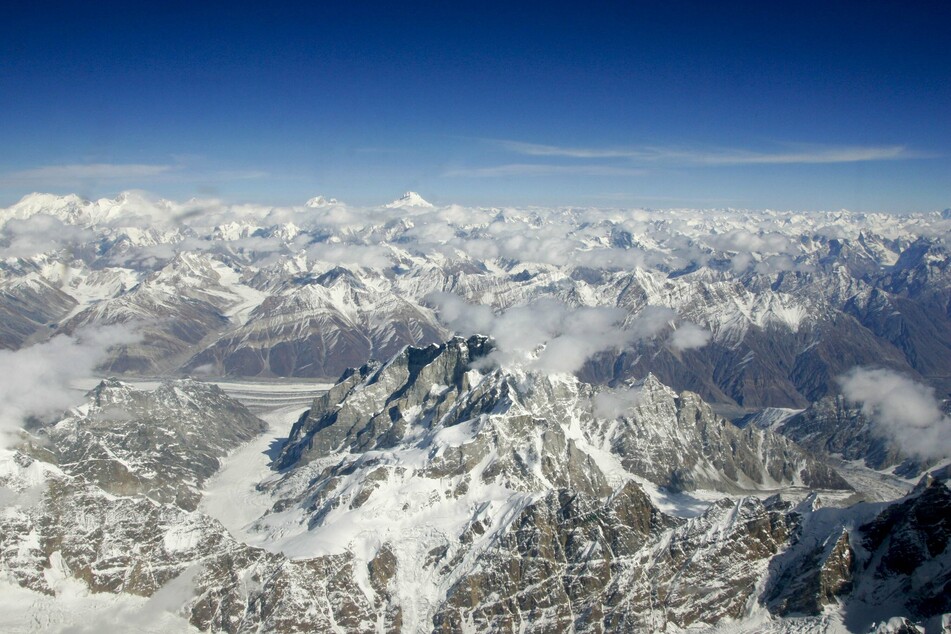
<box><xmin>0</xmin><ymin>353</ymin><xmax>947</xmax><ymax>632</ymax></box>
<box><xmin>2</xmin><ymin>192</ymin><xmax>950</xmax><ymax>631</ymax></box>
<box><xmin>2</xmin><ymin>193</ymin><xmax>949</xmax><ymax>409</ymax></box>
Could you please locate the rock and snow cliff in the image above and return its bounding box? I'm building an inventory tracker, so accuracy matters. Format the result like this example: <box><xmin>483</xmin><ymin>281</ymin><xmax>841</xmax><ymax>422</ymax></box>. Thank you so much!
<box><xmin>3</xmin><ymin>342</ymin><xmax>944</xmax><ymax>632</ymax></box>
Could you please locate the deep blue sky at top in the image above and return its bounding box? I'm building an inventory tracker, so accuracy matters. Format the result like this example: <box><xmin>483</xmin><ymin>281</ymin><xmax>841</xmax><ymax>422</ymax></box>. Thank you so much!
<box><xmin>1</xmin><ymin>1</ymin><xmax>949</xmax><ymax>210</ymax></box>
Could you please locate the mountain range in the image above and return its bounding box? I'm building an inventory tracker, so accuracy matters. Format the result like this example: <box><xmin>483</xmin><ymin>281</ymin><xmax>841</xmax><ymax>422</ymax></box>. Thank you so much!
<box><xmin>1</xmin><ymin>192</ymin><xmax>949</xmax><ymax>631</ymax></box>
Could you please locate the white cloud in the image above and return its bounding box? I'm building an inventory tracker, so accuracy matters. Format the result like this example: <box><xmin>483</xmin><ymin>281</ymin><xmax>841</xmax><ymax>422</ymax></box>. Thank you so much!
<box><xmin>622</xmin><ymin>305</ymin><xmax>677</xmax><ymax>339</ymax></box>
<box><xmin>591</xmin><ymin>385</ymin><xmax>645</xmax><ymax>419</ymax></box>
<box><xmin>428</xmin><ymin>294</ymin><xmax>674</xmax><ymax>374</ymax></box>
<box><xmin>56</xmin><ymin>564</ymin><xmax>201</xmax><ymax>634</ymax></box>
<box><xmin>3</xmin><ymin>163</ymin><xmax>175</xmax><ymax>183</ymax></box>
<box><xmin>0</xmin><ymin>325</ymin><xmax>141</xmax><ymax>448</ymax></box>
<box><xmin>668</xmin><ymin>322</ymin><xmax>711</xmax><ymax>351</ymax></box>
<box><xmin>838</xmin><ymin>367</ymin><xmax>951</xmax><ymax>461</ymax></box>
<box><xmin>492</xmin><ymin>140</ymin><xmax>645</xmax><ymax>159</ymax></box>
<box><xmin>305</xmin><ymin>242</ymin><xmax>395</xmax><ymax>269</ymax></box>
<box><xmin>0</xmin><ymin>164</ymin><xmax>268</xmax><ymax>193</ymax></box>
<box><xmin>708</xmin><ymin>229</ymin><xmax>795</xmax><ymax>255</ymax></box>
<box><xmin>690</xmin><ymin>145</ymin><xmax>913</xmax><ymax>165</ymax></box>
<box><xmin>0</xmin><ymin>214</ymin><xmax>96</xmax><ymax>258</ymax></box>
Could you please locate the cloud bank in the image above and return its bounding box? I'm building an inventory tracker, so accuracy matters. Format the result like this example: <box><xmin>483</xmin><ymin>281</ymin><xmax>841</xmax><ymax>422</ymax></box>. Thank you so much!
<box><xmin>838</xmin><ymin>367</ymin><xmax>951</xmax><ymax>461</ymax></box>
<box><xmin>428</xmin><ymin>294</ymin><xmax>707</xmax><ymax>375</ymax></box>
<box><xmin>0</xmin><ymin>324</ymin><xmax>141</xmax><ymax>449</ymax></box>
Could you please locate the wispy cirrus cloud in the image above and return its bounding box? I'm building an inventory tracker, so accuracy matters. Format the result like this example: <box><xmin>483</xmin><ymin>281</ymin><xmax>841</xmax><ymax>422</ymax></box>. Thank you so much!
<box><xmin>668</xmin><ymin>144</ymin><xmax>916</xmax><ymax>165</ymax></box>
<box><xmin>490</xmin><ymin>139</ymin><xmax>924</xmax><ymax>166</ymax></box>
<box><xmin>495</xmin><ymin>140</ymin><xmax>647</xmax><ymax>159</ymax></box>
<box><xmin>3</xmin><ymin>163</ymin><xmax>176</xmax><ymax>182</ymax></box>
<box><xmin>0</xmin><ymin>162</ymin><xmax>269</xmax><ymax>186</ymax></box>
<box><xmin>444</xmin><ymin>163</ymin><xmax>647</xmax><ymax>178</ymax></box>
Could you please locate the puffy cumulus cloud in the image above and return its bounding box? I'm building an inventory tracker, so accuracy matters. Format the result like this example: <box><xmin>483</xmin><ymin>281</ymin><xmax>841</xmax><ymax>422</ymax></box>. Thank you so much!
<box><xmin>0</xmin><ymin>324</ymin><xmax>141</xmax><ymax>448</ymax></box>
<box><xmin>730</xmin><ymin>252</ymin><xmax>755</xmax><ymax>273</ymax></box>
<box><xmin>304</xmin><ymin>242</ymin><xmax>395</xmax><ymax>270</ymax></box>
<box><xmin>622</xmin><ymin>305</ymin><xmax>677</xmax><ymax>339</ymax></box>
<box><xmin>727</xmin><ymin>252</ymin><xmax>813</xmax><ymax>276</ymax></box>
<box><xmin>529</xmin><ymin>304</ymin><xmax>630</xmax><ymax>374</ymax></box>
<box><xmin>447</xmin><ymin>237</ymin><xmax>500</xmax><ymax>262</ymax></box>
<box><xmin>404</xmin><ymin>220</ymin><xmax>458</xmax><ymax>244</ymax></box>
<box><xmin>99</xmin><ymin>236</ymin><xmax>212</xmax><ymax>270</ymax></box>
<box><xmin>591</xmin><ymin>385</ymin><xmax>644</xmax><ymax>420</ymax></box>
<box><xmin>838</xmin><ymin>367</ymin><xmax>951</xmax><ymax>461</ymax></box>
<box><xmin>708</xmin><ymin>229</ymin><xmax>796</xmax><ymax>255</ymax></box>
<box><xmin>434</xmin><ymin>204</ymin><xmax>497</xmax><ymax>228</ymax></box>
<box><xmin>707</xmin><ymin>229</ymin><xmax>805</xmax><ymax>275</ymax></box>
<box><xmin>0</xmin><ymin>214</ymin><xmax>96</xmax><ymax>258</ymax></box>
<box><xmin>668</xmin><ymin>322</ymin><xmax>711</xmax><ymax>351</ymax></box>
<box><xmin>752</xmin><ymin>254</ymin><xmax>814</xmax><ymax>275</ymax></box>
<box><xmin>427</xmin><ymin>292</ymin><xmax>496</xmax><ymax>335</ymax></box>
<box><xmin>428</xmin><ymin>294</ymin><xmax>673</xmax><ymax>374</ymax></box>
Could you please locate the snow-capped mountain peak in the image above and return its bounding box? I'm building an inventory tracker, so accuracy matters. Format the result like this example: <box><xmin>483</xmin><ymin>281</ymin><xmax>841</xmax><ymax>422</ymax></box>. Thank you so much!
<box><xmin>384</xmin><ymin>191</ymin><xmax>433</xmax><ymax>208</ymax></box>
<box><xmin>304</xmin><ymin>195</ymin><xmax>338</xmax><ymax>208</ymax></box>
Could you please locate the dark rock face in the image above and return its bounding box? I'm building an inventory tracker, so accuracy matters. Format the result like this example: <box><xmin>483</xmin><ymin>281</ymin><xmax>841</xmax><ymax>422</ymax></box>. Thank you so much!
<box><xmin>602</xmin><ymin>497</ymin><xmax>795</xmax><ymax>631</ymax></box>
<box><xmin>279</xmin><ymin>336</ymin><xmax>493</xmax><ymax>466</ymax></box>
<box><xmin>588</xmin><ymin>376</ymin><xmax>850</xmax><ymax>493</ymax></box>
<box><xmin>58</xmin><ymin>254</ymin><xmax>236</xmax><ymax>375</ymax></box>
<box><xmin>431</xmin><ymin>493</ymin><xmax>798</xmax><ymax>633</ymax></box>
<box><xmin>433</xmin><ymin>484</ymin><xmax>669</xmax><ymax>633</ymax></box>
<box><xmin>765</xmin><ymin>526</ymin><xmax>855</xmax><ymax>616</ymax></box>
<box><xmin>0</xmin><ymin>340</ymin><xmax>946</xmax><ymax>632</ymax></box>
<box><xmin>280</xmin><ymin>338</ymin><xmax>849</xmax><ymax>496</ymax></box>
<box><xmin>0</xmin><ymin>460</ymin><xmax>400</xmax><ymax>633</ymax></box>
<box><xmin>763</xmin><ymin>477</ymin><xmax>951</xmax><ymax>631</ymax></box>
<box><xmin>858</xmin><ymin>480</ymin><xmax>951</xmax><ymax>618</ymax></box>
<box><xmin>256</xmin><ymin>339</ymin><xmax>853</xmax><ymax>629</ymax></box>
<box><xmin>5</xmin><ymin>195</ymin><xmax>951</xmax><ymax>409</ymax></box>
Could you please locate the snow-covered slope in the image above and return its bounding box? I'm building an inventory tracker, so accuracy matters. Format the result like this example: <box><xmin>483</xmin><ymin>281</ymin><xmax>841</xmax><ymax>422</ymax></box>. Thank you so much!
<box><xmin>1</xmin><ymin>345</ymin><xmax>947</xmax><ymax>632</ymax></box>
<box><xmin>2</xmin><ymin>193</ymin><xmax>949</xmax><ymax>408</ymax></box>
<box><xmin>384</xmin><ymin>191</ymin><xmax>433</xmax><ymax>208</ymax></box>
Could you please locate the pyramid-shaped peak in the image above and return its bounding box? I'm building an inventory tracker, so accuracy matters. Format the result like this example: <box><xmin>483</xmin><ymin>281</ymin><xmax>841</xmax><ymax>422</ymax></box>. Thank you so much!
<box><xmin>385</xmin><ymin>191</ymin><xmax>433</xmax><ymax>208</ymax></box>
<box><xmin>305</xmin><ymin>195</ymin><xmax>338</xmax><ymax>208</ymax></box>
<box><xmin>635</xmin><ymin>373</ymin><xmax>678</xmax><ymax>398</ymax></box>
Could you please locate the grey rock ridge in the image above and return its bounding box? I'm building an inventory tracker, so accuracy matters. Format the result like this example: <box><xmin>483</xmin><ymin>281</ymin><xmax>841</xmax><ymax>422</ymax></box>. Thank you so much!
<box><xmin>763</xmin><ymin>479</ymin><xmax>951</xmax><ymax>632</ymax></box>
<box><xmin>278</xmin><ymin>336</ymin><xmax>850</xmax><ymax>493</ymax></box>
<box><xmin>0</xmin><ymin>348</ymin><xmax>948</xmax><ymax>631</ymax></box>
<box><xmin>0</xmin><ymin>273</ymin><xmax>77</xmax><ymax>350</ymax></box>
<box><xmin>183</xmin><ymin>266</ymin><xmax>446</xmax><ymax>378</ymax></box>
<box><xmin>773</xmin><ymin>394</ymin><xmax>934</xmax><ymax>478</ymax></box>
<box><xmin>29</xmin><ymin>378</ymin><xmax>267</xmax><ymax>510</ymax></box>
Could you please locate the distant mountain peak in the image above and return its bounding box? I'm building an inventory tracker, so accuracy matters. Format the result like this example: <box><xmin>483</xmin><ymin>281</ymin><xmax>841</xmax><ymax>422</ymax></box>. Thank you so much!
<box><xmin>305</xmin><ymin>195</ymin><xmax>338</xmax><ymax>208</ymax></box>
<box><xmin>385</xmin><ymin>191</ymin><xmax>433</xmax><ymax>208</ymax></box>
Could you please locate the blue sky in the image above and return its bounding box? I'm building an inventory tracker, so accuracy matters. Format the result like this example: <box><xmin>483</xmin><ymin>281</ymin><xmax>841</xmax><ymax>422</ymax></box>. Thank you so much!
<box><xmin>1</xmin><ymin>1</ymin><xmax>949</xmax><ymax>210</ymax></box>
